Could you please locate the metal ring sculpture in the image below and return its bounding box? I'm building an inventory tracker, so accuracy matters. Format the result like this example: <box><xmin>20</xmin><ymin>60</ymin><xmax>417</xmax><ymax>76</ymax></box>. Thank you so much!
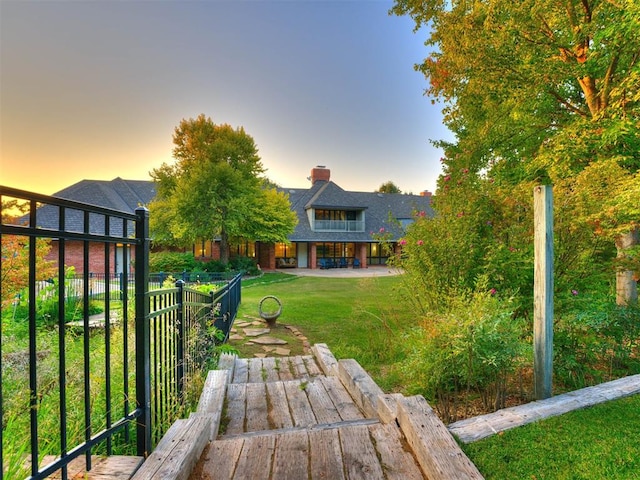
<box><xmin>258</xmin><ymin>295</ymin><xmax>282</xmax><ymax>326</ymax></box>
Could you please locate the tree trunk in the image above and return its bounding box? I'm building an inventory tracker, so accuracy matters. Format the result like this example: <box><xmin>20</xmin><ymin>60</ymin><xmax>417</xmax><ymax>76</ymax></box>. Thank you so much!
<box><xmin>616</xmin><ymin>228</ymin><xmax>639</xmax><ymax>305</ymax></box>
<box><xmin>220</xmin><ymin>229</ymin><xmax>230</xmax><ymax>265</ymax></box>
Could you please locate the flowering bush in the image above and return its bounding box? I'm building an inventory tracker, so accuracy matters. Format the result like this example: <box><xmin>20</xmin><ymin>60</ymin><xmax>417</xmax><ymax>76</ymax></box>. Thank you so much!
<box><xmin>400</xmin><ymin>289</ymin><xmax>528</xmax><ymax>422</ymax></box>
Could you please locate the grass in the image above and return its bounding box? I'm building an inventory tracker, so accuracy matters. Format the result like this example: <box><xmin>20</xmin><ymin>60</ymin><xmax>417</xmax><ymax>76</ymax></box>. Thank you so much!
<box><xmin>237</xmin><ymin>272</ymin><xmax>413</xmax><ymax>391</ymax></box>
<box><xmin>462</xmin><ymin>394</ymin><xmax>640</xmax><ymax>479</ymax></box>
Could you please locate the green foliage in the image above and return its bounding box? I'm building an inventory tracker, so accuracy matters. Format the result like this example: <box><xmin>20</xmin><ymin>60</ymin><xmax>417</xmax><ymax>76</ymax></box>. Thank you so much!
<box><xmin>392</xmin><ymin>0</ymin><xmax>640</xmax><ymax>305</ymax></box>
<box><xmin>555</xmin><ymin>298</ymin><xmax>640</xmax><ymax>389</ymax></box>
<box><xmin>150</xmin><ymin>114</ymin><xmax>297</xmax><ymax>263</ymax></box>
<box><xmin>375</xmin><ymin>181</ymin><xmax>402</xmax><ymax>194</ymax></box>
<box><xmin>229</xmin><ymin>255</ymin><xmax>260</xmax><ymax>276</ymax></box>
<box><xmin>399</xmin><ymin>289</ymin><xmax>528</xmax><ymax>422</ymax></box>
<box><xmin>149</xmin><ymin>251</ymin><xmax>197</xmax><ymax>272</ymax></box>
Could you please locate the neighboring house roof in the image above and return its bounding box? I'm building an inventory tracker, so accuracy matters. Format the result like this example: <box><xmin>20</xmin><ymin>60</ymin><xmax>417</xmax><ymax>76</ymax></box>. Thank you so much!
<box><xmin>33</xmin><ymin>178</ymin><xmax>155</xmax><ymax>235</ymax></box>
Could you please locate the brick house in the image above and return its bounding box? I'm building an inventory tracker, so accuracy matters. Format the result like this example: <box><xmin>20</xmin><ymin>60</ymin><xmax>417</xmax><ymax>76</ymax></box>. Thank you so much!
<box><xmin>36</xmin><ymin>168</ymin><xmax>433</xmax><ymax>273</ymax></box>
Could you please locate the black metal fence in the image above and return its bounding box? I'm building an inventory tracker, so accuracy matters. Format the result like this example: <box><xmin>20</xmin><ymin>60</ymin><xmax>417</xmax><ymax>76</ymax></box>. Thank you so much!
<box><xmin>0</xmin><ymin>186</ymin><xmax>241</xmax><ymax>479</ymax></box>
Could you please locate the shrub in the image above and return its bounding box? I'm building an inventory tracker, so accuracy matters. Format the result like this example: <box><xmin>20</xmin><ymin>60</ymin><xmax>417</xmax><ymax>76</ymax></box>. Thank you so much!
<box><xmin>229</xmin><ymin>255</ymin><xmax>260</xmax><ymax>276</ymax></box>
<box><xmin>149</xmin><ymin>252</ymin><xmax>197</xmax><ymax>272</ymax></box>
<box><xmin>555</xmin><ymin>297</ymin><xmax>640</xmax><ymax>389</ymax></box>
<box><xmin>400</xmin><ymin>289</ymin><xmax>528</xmax><ymax>422</ymax></box>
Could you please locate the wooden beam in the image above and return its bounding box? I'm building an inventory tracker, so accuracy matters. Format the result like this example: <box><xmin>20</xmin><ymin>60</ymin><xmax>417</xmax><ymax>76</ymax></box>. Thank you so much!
<box><xmin>396</xmin><ymin>395</ymin><xmax>484</xmax><ymax>480</ymax></box>
<box><xmin>533</xmin><ymin>185</ymin><xmax>554</xmax><ymax>400</ymax></box>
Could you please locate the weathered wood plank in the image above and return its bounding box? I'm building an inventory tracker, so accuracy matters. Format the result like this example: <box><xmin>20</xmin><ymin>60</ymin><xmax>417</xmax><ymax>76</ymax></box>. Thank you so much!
<box><xmin>397</xmin><ymin>395</ymin><xmax>484</xmax><ymax>480</ymax></box>
<box><xmin>217</xmin><ymin>352</ymin><xmax>237</xmax><ymax>379</ymax></box>
<box><xmin>85</xmin><ymin>455</ymin><xmax>144</xmax><ymax>480</ymax></box>
<box><xmin>41</xmin><ymin>455</ymin><xmax>142</xmax><ymax>480</ymax></box>
<box><xmin>245</xmin><ymin>382</ymin><xmax>270</xmax><ymax>432</ymax></box>
<box><xmin>311</xmin><ymin>343</ymin><xmax>339</xmax><ymax>376</ymax></box>
<box><xmin>151</xmin><ymin>415</ymin><xmax>210</xmax><ymax>480</ymax></box>
<box><xmin>337</xmin><ymin>359</ymin><xmax>384</xmax><ymax>418</ymax></box>
<box><xmin>275</xmin><ymin>356</ymin><xmax>295</xmax><ymax>381</ymax></box>
<box><xmin>377</xmin><ymin>393</ymin><xmax>404</xmax><ymax>424</ymax></box>
<box><xmin>266</xmin><ymin>381</ymin><xmax>294</xmax><ymax>430</ymax></box>
<box><xmin>133</xmin><ymin>415</ymin><xmax>210</xmax><ymax>480</ymax></box>
<box><xmin>309</xmin><ymin>428</ymin><xmax>346</xmax><ymax>480</ymax></box>
<box><xmin>220</xmin><ymin>418</ymin><xmax>380</xmax><ymax>441</ymax></box>
<box><xmin>261</xmin><ymin>356</ymin><xmax>281</xmax><ymax>382</ymax></box>
<box><xmin>132</xmin><ymin>419</ymin><xmax>189</xmax><ymax>480</ymax></box>
<box><xmin>339</xmin><ymin>425</ymin><xmax>385</xmax><ymax>480</ymax></box>
<box><xmin>305</xmin><ymin>378</ymin><xmax>343</xmax><ymax>424</ymax></box>
<box><xmin>284</xmin><ymin>380</ymin><xmax>317</xmax><ymax>427</ymax></box>
<box><xmin>449</xmin><ymin>374</ymin><xmax>640</xmax><ymax>443</ymax></box>
<box><xmin>233</xmin><ymin>358</ymin><xmax>249</xmax><ymax>384</ymax></box>
<box><xmin>271</xmin><ymin>430</ymin><xmax>310</xmax><ymax>478</ymax></box>
<box><xmin>225</xmin><ymin>383</ymin><xmax>247</xmax><ymax>435</ymax></box>
<box><xmin>319</xmin><ymin>376</ymin><xmax>364</xmax><ymax>421</ymax></box>
<box><xmin>197</xmin><ymin>369</ymin><xmax>229</xmax><ymax>440</ymax></box>
<box><xmin>199</xmin><ymin>438</ymin><xmax>244</xmax><ymax>479</ymax></box>
<box><xmin>232</xmin><ymin>435</ymin><xmax>276</xmax><ymax>480</ymax></box>
<box><xmin>248</xmin><ymin>357</ymin><xmax>265</xmax><ymax>383</ymax></box>
<box><xmin>291</xmin><ymin>355</ymin><xmax>309</xmax><ymax>379</ymax></box>
<box><xmin>369</xmin><ymin>423</ymin><xmax>424</xmax><ymax>480</ymax></box>
<box><xmin>302</xmin><ymin>354</ymin><xmax>322</xmax><ymax>377</ymax></box>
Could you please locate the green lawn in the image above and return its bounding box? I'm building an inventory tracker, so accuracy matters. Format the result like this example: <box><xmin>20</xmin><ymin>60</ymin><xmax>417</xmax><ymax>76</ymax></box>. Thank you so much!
<box><xmin>239</xmin><ymin>272</ymin><xmax>413</xmax><ymax>391</ymax></box>
<box><xmin>462</xmin><ymin>394</ymin><xmax>640</xmax><ymax>479</ymax></box>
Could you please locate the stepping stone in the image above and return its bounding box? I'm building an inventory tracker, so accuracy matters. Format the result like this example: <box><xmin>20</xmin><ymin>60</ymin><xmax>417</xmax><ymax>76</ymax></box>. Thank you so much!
<box><xmin>250</xmin><ymin>321</ymin><xmax>264</xmax><ymax>326</ymax></box>
<box><xmin>244</xmin><ymin>328</ymin><xmax>271</xmax><ymax>337</ymax></box>
<box><xmin>273</xmin><ymin>347</ymin><xmax>291</xmax><ymax>356</ymax></box>
<box><xmin>235</xmin><ymin>322</ymin><xmax>251</xmax><ymax>328</ymax></box>
<box><xmin>254</xmin><ymin>353</ymin><xmax>267</xmax><ymax>358</ymax></box>
<box><xmin>262</xmin><ymin>346</ymin><xmax>276</xmax><ymax>353</ymax></box>
<box><xmin>250</xmin><ymin>336</ymin><xmax>288</xmax><ymax>345</ymax></box>
<box><xmin>230</xmin><ymin>328</ymin><xmax>237</xmax><ymax>333</ymax></box>
<box><xmin>229</xmin><ymin>334</ymin><xmax>244</xmax><ymax>341</ymax></box>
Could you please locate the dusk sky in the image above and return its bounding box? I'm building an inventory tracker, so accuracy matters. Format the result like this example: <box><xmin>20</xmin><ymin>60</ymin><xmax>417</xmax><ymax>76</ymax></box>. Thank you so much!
<box><xmin>1</xmin><ymin>0</ymin><xmax>451</xmax><ymax>197</ymax></box>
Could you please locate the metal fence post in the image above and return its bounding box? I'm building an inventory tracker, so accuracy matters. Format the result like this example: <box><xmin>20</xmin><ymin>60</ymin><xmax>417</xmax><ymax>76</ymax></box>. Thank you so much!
<box><xmin>175</xmin><ymin>280</ymin><xmax>185</xmax><ymax>401</ymax></box>
<box><xmin>134</xmin><ymin>207</ymin><xmax>151</xmax><ymax>457</ymax></box>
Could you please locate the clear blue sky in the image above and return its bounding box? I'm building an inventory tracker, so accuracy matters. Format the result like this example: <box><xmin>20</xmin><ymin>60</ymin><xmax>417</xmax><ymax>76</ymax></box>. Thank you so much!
<box><xmin>1</xmin><ymin>0</ymin><xmax>451</xmax><ymax>196</ymax></box>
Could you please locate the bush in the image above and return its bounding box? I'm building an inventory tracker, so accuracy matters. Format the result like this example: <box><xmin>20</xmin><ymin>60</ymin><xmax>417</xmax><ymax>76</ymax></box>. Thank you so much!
<box><xmin>229</xmin><ymin>256</ymin><xmax>260</xmax><ymax>276</ymax></box>
<box><xmin>149</xmin><ymin>252</ymin><xmax>197</xmax><ymax>272</ymax></box>
<box><xmin>400</xmin><ymin>289</ymin><xmax>528</xmax><ymax>422</ymax></box>
<box><xmin>555</xmin><ymin>297</ymin><xmax>640</xmax><ymax>389</ymax></box>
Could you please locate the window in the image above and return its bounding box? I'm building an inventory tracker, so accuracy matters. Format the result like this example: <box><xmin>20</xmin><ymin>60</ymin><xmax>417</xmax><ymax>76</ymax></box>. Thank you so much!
<box><xmin>313</xmin><ymin>209</ymin><xmax>363</xmax><ymax>232</ymax></box>
<box><xmin>275</xmin><ymin>242</ymin><xmax>296</xmax><ymax>258</ymax></box>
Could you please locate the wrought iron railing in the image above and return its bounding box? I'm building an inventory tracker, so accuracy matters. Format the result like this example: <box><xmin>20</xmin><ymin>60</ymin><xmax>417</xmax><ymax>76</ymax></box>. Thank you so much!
<box><xmin>0</xmin><ymin>186</ymin><xmax>241</xmax><ymax>479</ymax></box>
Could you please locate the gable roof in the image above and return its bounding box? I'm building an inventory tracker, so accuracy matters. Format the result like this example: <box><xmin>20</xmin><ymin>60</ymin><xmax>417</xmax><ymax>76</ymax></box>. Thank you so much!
<box><xmin>280</xmin><ymin>180</ymin><xmax>433</xmax><ymax>243</ymax></box>
<box><xmin>53</xmin><ymin>177</ymin><xmax>156</xmax><ymax>211</ymax></box>
<box><xmin>33</xmin><ymin>178</ymin><xmax>156</xmax><ymax>234</ymax></box>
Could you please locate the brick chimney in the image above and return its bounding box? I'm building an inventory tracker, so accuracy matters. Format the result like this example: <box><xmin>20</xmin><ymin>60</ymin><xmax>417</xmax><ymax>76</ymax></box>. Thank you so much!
<box><xmin>420</xmin><ymin>190</ymin><xmax>432</xmax><ymax>197</ymax></box>
<box><xmin>310</xmin><ymin>166</ymin><xmax>330</xmax><ymax>184</ymax></box>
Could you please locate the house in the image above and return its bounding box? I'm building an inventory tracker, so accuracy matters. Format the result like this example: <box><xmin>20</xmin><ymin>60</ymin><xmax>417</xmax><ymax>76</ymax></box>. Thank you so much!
<box><xmin>270</xmin><ymin>166</ymin><xmax>433</xmax><ymax>269</ymax></box>
<box><xmin>35</xmin><ymin>167</ymin><xmax>433</xmax><ymax>273</ymax></box>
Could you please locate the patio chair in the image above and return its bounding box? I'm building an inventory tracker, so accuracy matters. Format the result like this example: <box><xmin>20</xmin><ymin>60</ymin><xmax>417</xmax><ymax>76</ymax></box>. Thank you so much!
<box><xmin>352</xmin><ymin>258</ymin><xmax>361</xmax><ymax>268</ymax></box>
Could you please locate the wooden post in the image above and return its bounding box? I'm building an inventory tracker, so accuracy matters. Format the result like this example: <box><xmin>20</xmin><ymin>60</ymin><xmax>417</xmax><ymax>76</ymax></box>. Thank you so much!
<box><xmin>534</xmin><ymin>185</ymin><xmax>553</xmax><ymax>400</ymax></box>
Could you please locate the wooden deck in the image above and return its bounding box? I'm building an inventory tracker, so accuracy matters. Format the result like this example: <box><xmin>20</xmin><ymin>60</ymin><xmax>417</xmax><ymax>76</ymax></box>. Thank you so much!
<box><xmin>131</xmin><ymin>343</ymin><xmax>482</xmax><ymax>480</ymax></box>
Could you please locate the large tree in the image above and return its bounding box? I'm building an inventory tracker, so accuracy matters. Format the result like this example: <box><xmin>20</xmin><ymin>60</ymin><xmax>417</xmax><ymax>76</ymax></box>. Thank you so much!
<box><xmin>150</xmin><ymin>114</ymin><xmax>297</xmax><ymax>264</ymax></box>
<box><xmin>392</xmin><ymin>0</ymin><xmax>640</xmax><ymax>303</ymax></box>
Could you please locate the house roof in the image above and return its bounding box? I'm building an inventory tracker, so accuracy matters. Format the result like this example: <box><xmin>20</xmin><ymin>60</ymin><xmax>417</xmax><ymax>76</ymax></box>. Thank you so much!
<box><xmin>33</xmin><ymin>177</ymin><xmax>432</xmax><ymax>242</ymax></box>
<box><xmin>33</xmin><ymin>178</ymin><xmax>156</xmax><ymax>234</ymax></box>
<box><xmin>281</xmin><ymin>180</ymin><xmax>433</xmax><ymax>243</ymax></box>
